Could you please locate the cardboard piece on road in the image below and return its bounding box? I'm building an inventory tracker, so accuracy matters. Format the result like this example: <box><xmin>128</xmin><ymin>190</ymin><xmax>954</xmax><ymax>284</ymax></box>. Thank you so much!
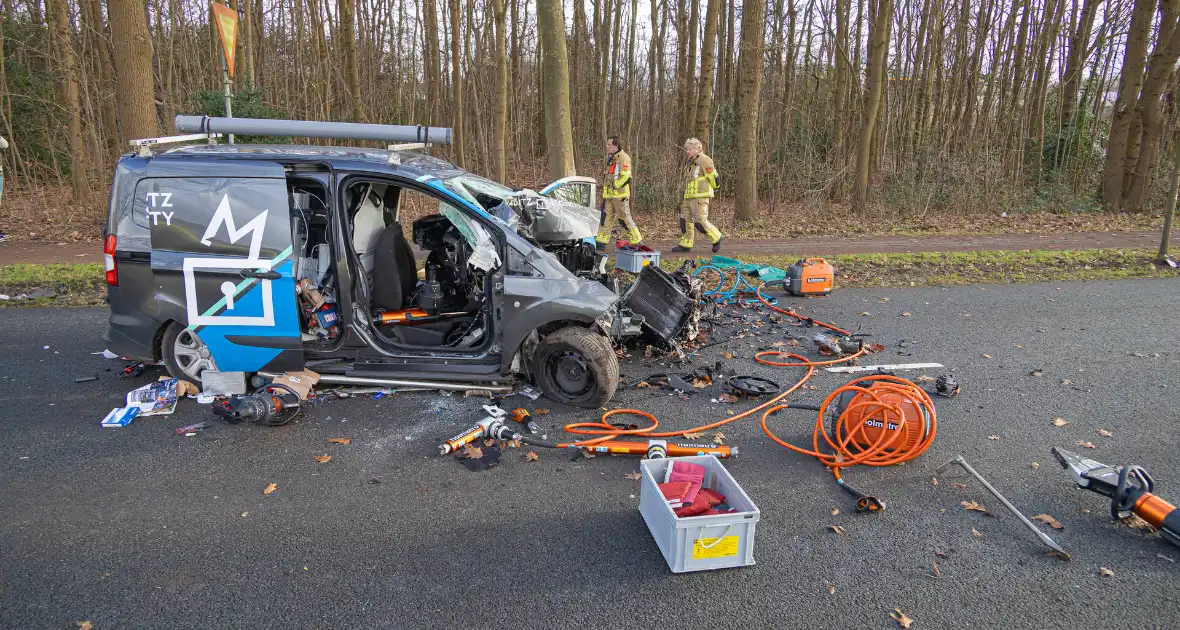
<box><xmin>272</xmin><ymin>370</ymin><xmax>320</xmax><ymax>400</ymax></box>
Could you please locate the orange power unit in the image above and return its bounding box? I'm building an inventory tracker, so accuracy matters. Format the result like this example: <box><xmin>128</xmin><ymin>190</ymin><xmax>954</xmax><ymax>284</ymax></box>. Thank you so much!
<box><xmin>783</xmin><ymin>258</ymin><xmax>834</xmax><ymax>296</ymax></box>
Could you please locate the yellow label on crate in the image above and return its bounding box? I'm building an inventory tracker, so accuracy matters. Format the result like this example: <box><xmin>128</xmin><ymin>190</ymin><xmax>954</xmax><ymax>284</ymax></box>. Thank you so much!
<box><xmin>692</xmin><ymin>535</ymin><xmax>739</xmax><ymax>560</ymax></box>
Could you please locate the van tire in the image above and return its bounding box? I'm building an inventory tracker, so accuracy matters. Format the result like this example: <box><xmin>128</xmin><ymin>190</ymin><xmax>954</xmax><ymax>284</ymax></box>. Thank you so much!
<box><xmin>532</xmin><ymin>326</ymin><xmax>618</xmax><ymax>408</ymax></box>
<box><xmin>161</xmin><ymin>322</ymin><xmax>214</xmax><ymax>386</ymax></box>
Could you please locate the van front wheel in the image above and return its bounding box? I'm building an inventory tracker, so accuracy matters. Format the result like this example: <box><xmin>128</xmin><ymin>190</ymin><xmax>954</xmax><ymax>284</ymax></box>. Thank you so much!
<box><xmin>162</xmin><ymin>322</ymin><xmax>216</xmax><ymax>385</ymax></box>
<box><xmin>532</xmin><ymin>326</ymin><xmax>618</xmax><ymax>408</ymax></box>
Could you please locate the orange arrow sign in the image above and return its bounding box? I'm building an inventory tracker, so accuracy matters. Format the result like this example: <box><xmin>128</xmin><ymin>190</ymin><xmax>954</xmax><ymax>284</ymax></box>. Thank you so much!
<box><xmin>211</xmin><ymin>2</ymin><xmax>239</xmax><ymax>79</ymax></box>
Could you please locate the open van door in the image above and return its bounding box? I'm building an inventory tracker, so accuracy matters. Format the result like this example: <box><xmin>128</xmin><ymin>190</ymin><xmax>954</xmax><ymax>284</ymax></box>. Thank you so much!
<box><xmin>539</xmin><ymin>176</ymin><xmax>597</xmax><ymax>210</ymax></box>
<box><xmin>141</xmin><ymin>159</ymin><xmax>304</xmax><ymax>374</ymax></box>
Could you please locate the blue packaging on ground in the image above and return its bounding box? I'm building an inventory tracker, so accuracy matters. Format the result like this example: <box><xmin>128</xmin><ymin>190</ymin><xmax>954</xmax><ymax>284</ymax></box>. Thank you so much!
<box><xmin>101</xmin><ymin>406</ymin><xmax>141</xmax><ymax>427</ymax></box>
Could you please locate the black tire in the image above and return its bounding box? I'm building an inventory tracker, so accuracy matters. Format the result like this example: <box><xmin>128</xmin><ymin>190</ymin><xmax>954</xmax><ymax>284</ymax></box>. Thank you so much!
<box><xmin>532</xmin><ymin>326</ymin><xmax>619</xmax><ymax>408</ymax></box>
<box><xmin>161</xmin><ymin>322</ymin><xmax>214</xmax><ymax>386</ymax></box>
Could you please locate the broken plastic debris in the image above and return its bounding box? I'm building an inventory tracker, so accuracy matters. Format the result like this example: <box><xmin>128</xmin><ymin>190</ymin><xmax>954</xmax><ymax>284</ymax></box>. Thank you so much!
<box><xmin>92</xmin><ymin>349</ymin><xmax>120</xmax><ymax>359</ymax></box>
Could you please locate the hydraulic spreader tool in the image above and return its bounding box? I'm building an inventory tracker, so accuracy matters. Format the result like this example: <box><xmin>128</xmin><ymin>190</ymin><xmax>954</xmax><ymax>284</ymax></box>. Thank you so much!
<box><xmin>1053</xmin><ymin>447</ymin><xmax>1180</xmax><ymax>548</ymax></box>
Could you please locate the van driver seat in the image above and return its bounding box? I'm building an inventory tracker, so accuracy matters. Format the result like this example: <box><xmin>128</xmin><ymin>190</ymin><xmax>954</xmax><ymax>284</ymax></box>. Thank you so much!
<box><xmin>371</xmin><ymin>224</ymin><xmax>418</xmax><ymax>312</ymax></box>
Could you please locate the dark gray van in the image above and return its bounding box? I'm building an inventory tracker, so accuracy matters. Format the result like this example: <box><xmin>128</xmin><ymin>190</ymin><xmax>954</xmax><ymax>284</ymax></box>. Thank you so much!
<box><xmin>101</xmin><ymin>116</ymin><xmax>667</xmax><ymax>407</ymax></box>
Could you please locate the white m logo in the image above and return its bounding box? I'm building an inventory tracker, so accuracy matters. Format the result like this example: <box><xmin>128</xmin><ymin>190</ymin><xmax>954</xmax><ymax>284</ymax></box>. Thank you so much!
<box><xmin>200</xmin><ymin>194</ymin><xmax>269</xmax><ymax>261</ymax></box>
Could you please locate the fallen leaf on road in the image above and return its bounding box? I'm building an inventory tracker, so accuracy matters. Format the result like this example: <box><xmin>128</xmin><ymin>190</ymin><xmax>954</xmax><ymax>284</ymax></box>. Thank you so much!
<box><xmin>722</xmin><ymin>351</ymin><xmax>735</xmax><ymax>359</ymax></box>
<box><xmin>327</xmin><ymin>438</ymin><xmax>351</xmax><ymax>445</ymax></box>
<box><xmin>988</xmin><ymin>435</ymin><xmax>1001</xmax><ymax>440</ymax></box>
<box><xmin>580</xmin><ymin>451</ymin><xmax>596</xmax><ymax>459</ymax></box>
<box><xmin>971</xmin><ymin>527</ymin><xmax>984</xmax><ymax>537</ymax></box>
<box><xmin>692</xmin><ymin>377</ymin><xmax>711</xmax><ymax>388</ymax></box>
<box><xmin>635</xmin><ymin>381</ymin><xmax>651</xmax><ymax>388</ymax></box>
<box><xmin>533</xmin><ymin>409</ymin><xmax>550</xmax><ymax>415</ymax></box>
<box><xmin>624</xmin><ymin>471</ymin><xmax>643</xmax><ymax>480</ymax></box>
<box><xmin>934</xmin><ymin>548</ymin><xmax>950</xmax><ymax>558</ymax></box>
<box><xmin>1099</xmin><ymin>567</ymin><xmax>1115</xmax><ymax>577</ymax></box>
<box><xmin>860</xmin><ymin>312</ymin><xmax>871</xmax><ymax>316</ymax></box>
<box><xmin>916</xmin><ymin>375</ymin><xmax>936</xmax><ymax>382</ymax></box>
<box><xmin>950</xmin><ymin>482</ymin><xmax>968</xmax><ymax>491</ymax></box>
<box><xmin>1030</xmin><ymin>370</ymin><xmax>1044</xmax><ymax>377</ymax></box>
<box><xmin>826</xmin><ymin>583</ymin><xmax>836</xmax><ymax>595</ymax></box>
<box><xmin>462</xmin><ymin>444</ymin><xmax>484</xmax><ymax>459</ymax></box>
<box><xmin>507</xmin><ymin>439</ymin><xmax>521</xmax><ymax>449</ymax></box>
<box><xmin>76</xmin><ymin>622</ymin><xmax>93</xmax><ymax>630</ymax></box>
<box><xmin>961</xmin><ymin>500</ymin><xmax>988</xmax><ymax>513</ymax></box>
<box><xmin>831</xmin><ymin>508</ymin><xmax>840</xmax><ymax>515</ymax></box>
<box><xmin>879</xmin><ymin>297</ymin><xmax>890</xmax><ymax>302</ymax></box>
<box><xmin>264</xmin><ymin>483</ymin><xmax>277</xmax><ymax>495</ymax></box>
<box><xmin>1076</xmin><ymin>440</ymin><xmax>1096</xmax><ymax>449</ymax></box>
<box><xmin>930</xmin><ymin>477</ymin><xmax>938</xmax><ymax>485</ymax></box>
<box><xmin>644</xmin><ymin>345</ymin><xmax>653</xmax><ymax>359</ymax></box>
<box><xmin>771</xmin><ymin>341</ymin><xmax>787</xmax><ymax>347</ymax></box>
<box><xmin>524</xmin><ymin>451</ymin><xmax>540</xmax><ymax>462</ymax></box>
<box><xmin>1030</xmin><ymin>462</ymin><xmax>1040</xmax><ymax>469</ymax></box>
<box><xmin>890</xmin><ymin>608</ymin><xmax>914</xmax><ymax>628</ymax></box>
<box><xmin>901</xmin><ymin>312</ymin><xmax>911</xmax><ymax>317</ymax></box>
<box><xmin>1122</xmin><ymin>515</ymin><xmax>1154</xmax><ymax>531</ymax></box>
<box><xmin>712</xmin><ymin>432</ymin><xmax>726</xmax><ymax>445</ymax></box>
<box><xmin>1096</xmin><ymin>428</ymin><xmax>1114</xmax><ymax>437</ymax></box>
<box><xmin>930</xmin><ymin>560</ymin><xmax>941</xmax><ymax>578</ymax></box>
<box><xmin>1061</xmin><ymin>379</ymin><xmax>1074</xmax><ymax>385</ymax></box>
<box><xmin>1052</xmin><ymin>418</ymin><xmax>1070</xmax><ymax>427</ymax></box>
<box><xmin>981</xmin><ymin>354</ymin><xmax>992</xmax><ymax>359</ymax></box>
<box><xmin>829</xmin><ymin>525</ymin><xmax>845</xmax><ymax>534</ymax></box>
<box><xmin>314</xmin><ymin>454</ymin><xmax>332</xmax><ymax>464</ymax></box>
<box><xmin>1032</xmin><ymin>514</ymin><xmax>1064</xmax><ymax>529</ymax></box>
<box><xmin>718</xmin><ymin>393</ymin><xmax>739</xmax><ymax>403</ymax></box>
<box><xmin>241</xmin><ymin>511</ymin><xmax>248</xmax><ymax>517</ymax></box>
<box><xmin>683</xmin><ymin>431</ymin><xmax>705</xmax><ymax>440</ymax></box>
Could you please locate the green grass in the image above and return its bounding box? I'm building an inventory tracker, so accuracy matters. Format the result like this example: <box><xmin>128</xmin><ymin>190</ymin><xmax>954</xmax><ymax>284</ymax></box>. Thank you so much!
<box><xmin>0</xmin><ymin>249</ymin><xmax>1175</xmax><ymax>308</ymax></box>
<box><xmin>661</xmin><ymin>248</ymin><xmax>1178</xmax><ymax>289</ymax></box>
<box><xmin>0</xmin><ymin>263</ymin><xmax>106</xmax><ymax>306</ymax></box>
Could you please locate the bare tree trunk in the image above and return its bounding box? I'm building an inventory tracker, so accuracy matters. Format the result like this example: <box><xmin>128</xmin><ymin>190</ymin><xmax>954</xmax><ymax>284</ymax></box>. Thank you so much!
<box><xmin>109</xmin><ymin>0</ymin><xmax>159</xmax><ymax>143</ymax></box>
<box><xmin>340</xmin><ymin>0</ymin><xmax>363</xmax><ymax>121</ymax></box>
<box><xmin>624</xmin><ymin>0</ymin><xmax>638</xmax><ymax>141</ymax></box>
<box><xmin>1059</xmin><ymin>0</ymin><xmax>1100</xmax><ymax>137</ymax></box>
<box><xmin>449</xmin><ymin>0</ymin><xmax>464</xmax><ymax>165</ymax></box>
<box><xmin>853</xmin><ymin>0</ymin><xmax>893</xmax><ymax>212</ymax></box>
<box><xmin>1124</xmin><ymin>4</ymin><xmax>1180</xmax><ymax>212</ymax></box>
<box><xmin>491</xmin><ymin>0</ymin><xmax>507</xmax><ymax>181</ymax></box>
<box><xmin>1102</xmin><ymin>0</ymin><xmax>1154</xmax><ymax>209</ymax></box>
<box><xmin>683</xmin><ymin>0</ymin><xmax>698</xmax><ymax>135</ymax></box>
<box><xmin>597</xmin><ymin>0</ymin><xmax>612</xmax><ymax>141</ymax></box>
<box><xmin>422</xmin><ymin>0</ymin><xmax>441</xmax><ymax>123</ymax></box>
<box><xmin>537</xmin><ymin>0</ymin><xmax>576</xmax><ymax>177</ymax></box>
<box><xmin>50</xmin><ymin>0</ymin><xmax>87</xmax><ymax>200</ymax></box>
<box><xmin>83</xmin><ymin>0</ymin><xmax>120</xmax><ymax>160</ymax></box>
<box><xmin>695</xmin><ymin>0</ymin><xmax>721</xmax><ymax>145</ymax></box>
<box><xmin>734</xmin><ymin>0</ymin><xmax>766</xmax><ymax>222</ymax></box>
<box><xmin>832</xmin><ymin>0</ymin><xmax>849</xmax><ymax>169</ymax></box>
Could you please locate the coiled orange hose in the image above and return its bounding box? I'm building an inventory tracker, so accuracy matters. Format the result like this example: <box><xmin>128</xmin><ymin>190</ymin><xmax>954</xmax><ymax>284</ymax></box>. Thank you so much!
<box><xmin>760</xmin><ymin>373</ymin><xmax>937</xmax><ymax>492</ymax></box>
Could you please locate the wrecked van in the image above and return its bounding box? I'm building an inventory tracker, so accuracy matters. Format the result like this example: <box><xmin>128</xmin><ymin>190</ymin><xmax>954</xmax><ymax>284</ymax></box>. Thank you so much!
<box><xmin>102</xmin><ymin>116</ymin><xmax>663</xmax><ymax>407</ymax></box>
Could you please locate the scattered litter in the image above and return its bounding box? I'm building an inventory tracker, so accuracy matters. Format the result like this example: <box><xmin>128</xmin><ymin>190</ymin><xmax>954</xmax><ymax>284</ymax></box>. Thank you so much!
<box><xmin>125</xmin><ymin>378</ymin><xmax>178</xmax><ymax>416</ymax></box>
<box><xmin>175</xmin><ymin>422</ymin><xmax>208</xmax><ymax>435</ymax></box>
<box><xmin>264</xmin><ymin>483</ymin><xmax>277</xmax><ymax>495</ymax></box>
<box><xmin>270</xmin><ymin>370</ymin><xmax>320</xmax><ymax>400</ymax></box>
<box><xmin>314</xmin><ymin>454</ymin><xmax>332</xmax><ymax>463</ymax></box>
<box><xmin>93</xmin><ymin>349</ymin><xmax>120</xmax><ymax>359</ymax></box>
<box><xmin>516</xmin><ymin>387</ymin><xmax>541</xmax><ymax>400</ymax></box>
<box><xmin>524</xmin><ymin>451</ymin><xmax>540</xmax><ymax>462</ymax></box>
<box><xmin>829</xmin><ymin>525</ymin><xmax>845</xmax><ymax>534</ymax></box>
<box><xmin>1098</xmin><ymin>567</ymin><xmax>1115</xmax><ymax>577</ymax></box>
<box><xmin>1052</xmin><ymin>417</ymin><xmax>1070</xmax><ymax>427</ymax></box>
<box><xmin>74</xmin><ymin>375</ymin><xmax>98</xmax><ymax>383</ymax></box>
<box><xmin>327</xmin><ymin>438</ymin><xmax>351</xmax><ymax>445</ymax></box>
<box><xmin>101</xmin><ymin>406</ymin><xmax>140</xmax><ymax>427</ymax></box>
<box><xmin>1095</xmin><ymin>428</ymin><xmax>1113</xmax><ymax>437</ymax></box>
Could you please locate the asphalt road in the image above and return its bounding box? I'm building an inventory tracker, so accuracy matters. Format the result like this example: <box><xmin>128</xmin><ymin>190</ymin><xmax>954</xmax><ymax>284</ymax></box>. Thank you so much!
<box><xmin>2</xmin><ymin>278</ymin><xmax>1179</xmax><ymax>629</ymax></box>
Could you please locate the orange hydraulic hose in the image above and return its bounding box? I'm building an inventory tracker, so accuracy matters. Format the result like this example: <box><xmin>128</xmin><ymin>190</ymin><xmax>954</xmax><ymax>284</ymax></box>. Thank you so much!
<box><xmin>759</xmin><ymin>374</ymin><xmax>937</xmax><ymax>482</ymax></box>
<box><xmin>556</xmin><ymin>357</ymin><xmax>817</xmax><ymax>448</ymax></box>
<box><xmin>755</xmin><ymin>346</ymin><xmax>869</xmax><ymax>367</ymax></box>
<box><xmin>756</xmin><ymin>283</ymin><xmax>851</xmax><ymax>336</ymax></box>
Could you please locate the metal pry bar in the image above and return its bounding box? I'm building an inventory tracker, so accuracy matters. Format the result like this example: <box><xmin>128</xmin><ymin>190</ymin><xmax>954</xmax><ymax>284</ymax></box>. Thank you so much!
<box><xmin>937</xmin><ymin>454</ymin><xmax>1070</xmax><ymax>559</ymax></box>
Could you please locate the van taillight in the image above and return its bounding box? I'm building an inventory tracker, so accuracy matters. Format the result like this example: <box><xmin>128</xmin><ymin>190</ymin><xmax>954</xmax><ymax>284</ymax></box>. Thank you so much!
<box><xmin>104</xmin><ymin>234</ymin><xmax>118</xmax><ymax>286</ymax></box>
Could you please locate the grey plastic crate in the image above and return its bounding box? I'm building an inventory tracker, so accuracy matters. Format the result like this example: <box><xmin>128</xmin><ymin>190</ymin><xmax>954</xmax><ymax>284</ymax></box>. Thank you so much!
<box><xmin>615</xmin><ymin>249</ymin><xmax>661</xmax><ymax>273</ymax></box>
<box><xmin>639</xmin><ymin>455</ymin><xmax>760</xmax><ymax>573</ymax></box>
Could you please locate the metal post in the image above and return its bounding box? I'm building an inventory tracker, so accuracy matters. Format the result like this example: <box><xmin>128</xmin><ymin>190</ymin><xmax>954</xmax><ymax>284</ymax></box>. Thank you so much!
<box><xmin>221</xmin><ymin>56</ymin><xmax>235</xmax><ymax>145</ymax></box>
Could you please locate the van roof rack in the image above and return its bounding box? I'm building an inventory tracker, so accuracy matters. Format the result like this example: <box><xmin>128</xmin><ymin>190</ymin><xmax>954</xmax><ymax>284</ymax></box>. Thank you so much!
<box><xmin>130</xmin><ymin>132</ymin><xmax>222</xmax><ymax>158</ymax></box>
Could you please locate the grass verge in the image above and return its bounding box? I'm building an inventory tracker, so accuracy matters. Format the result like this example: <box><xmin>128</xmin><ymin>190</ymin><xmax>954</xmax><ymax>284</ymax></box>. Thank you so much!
<box><xmin>0</xmin><ymin>263</ymin><xmax>106</xmax><ymax>307</ymax></box>
<box><xmin>660</xmin><ymin>248</ymin><xmax>1178</xmax><ymax>288</ymax></box>
<box><xmin>0</xmin><ymin>249</ymin><xmax>1175</xmax><ymax>309</ymax></box>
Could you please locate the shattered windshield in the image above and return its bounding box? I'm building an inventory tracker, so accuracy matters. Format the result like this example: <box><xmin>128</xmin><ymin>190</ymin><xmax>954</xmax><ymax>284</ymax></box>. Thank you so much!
<box><xmin>445</xmin><ymin>174</ymin><xmax>516</xmax><ymax>211</ymax></box>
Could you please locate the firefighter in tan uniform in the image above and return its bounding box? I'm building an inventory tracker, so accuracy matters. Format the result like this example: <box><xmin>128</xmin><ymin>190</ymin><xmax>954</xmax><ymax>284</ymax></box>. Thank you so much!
<box><xmin>672</xmin><ymin>137</ymin><xmax>724</xmax><ymax>253</ymax></box>
<box><xmin>596</xmin><ymin>136</ymin><xmax>642</xmax><ymax>250</ymax></box>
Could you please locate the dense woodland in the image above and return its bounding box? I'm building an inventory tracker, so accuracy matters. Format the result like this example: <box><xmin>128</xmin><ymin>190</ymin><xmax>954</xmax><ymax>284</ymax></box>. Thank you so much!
<box><xmin>4</xmin><ymin>0</ymin><xmax>1180</xmax><ymax>224</ymax></box>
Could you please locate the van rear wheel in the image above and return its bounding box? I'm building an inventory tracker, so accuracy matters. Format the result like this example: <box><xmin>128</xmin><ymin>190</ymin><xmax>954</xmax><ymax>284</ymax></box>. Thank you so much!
<box><xmin>162</xmin><ymin>322</ymin><xmax>215</xmax><ymax>385</ymax></box>
<box><xmin>532</xmin><ymin>326</ymin><xmax>618</xmax><ymax>408</ymax></box>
